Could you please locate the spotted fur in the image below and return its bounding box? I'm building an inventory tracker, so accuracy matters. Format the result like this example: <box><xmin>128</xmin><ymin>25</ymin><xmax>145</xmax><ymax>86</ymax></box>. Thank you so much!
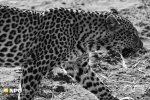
<box><xmin>0</xmin><ymin>5</ymin><xmax>143</xmax><ymax>100</ymax></box>
<box><xmin>63</xmin><ymin>53</ymin><xmax>119</xmax><ymax>100</ymax></box>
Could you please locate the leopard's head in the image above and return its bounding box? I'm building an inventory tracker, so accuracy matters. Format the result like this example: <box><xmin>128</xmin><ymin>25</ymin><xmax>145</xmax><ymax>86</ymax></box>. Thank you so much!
<box><xmin>99</xmin><ymin>14</ymin><xmax>143</xmax><ymax>58</ymax></box>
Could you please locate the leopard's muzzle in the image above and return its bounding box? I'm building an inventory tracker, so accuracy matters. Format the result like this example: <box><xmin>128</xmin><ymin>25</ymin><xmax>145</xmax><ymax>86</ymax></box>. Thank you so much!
<box><xmin>122</xmin><ymin>39</ymin><xmax>143</xmax><ymax>58</ymax></box>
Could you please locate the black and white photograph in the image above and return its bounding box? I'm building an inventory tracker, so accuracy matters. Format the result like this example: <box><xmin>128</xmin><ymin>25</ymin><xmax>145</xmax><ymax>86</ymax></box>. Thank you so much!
<box><xmin>0</xmin><ymin>0</ymin><xmax>149</xmax><ymax>100</ymax></box>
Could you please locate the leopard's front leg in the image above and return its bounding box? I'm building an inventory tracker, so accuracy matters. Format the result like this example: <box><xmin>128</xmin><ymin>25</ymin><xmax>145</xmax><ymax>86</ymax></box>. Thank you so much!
<box><xmin>62</xmin><ymin>54</ymin><xmax>119</xmax><ymax>100</ymax></box>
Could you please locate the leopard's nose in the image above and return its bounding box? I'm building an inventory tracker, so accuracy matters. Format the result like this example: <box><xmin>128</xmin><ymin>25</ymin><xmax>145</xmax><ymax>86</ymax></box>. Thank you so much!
<box><xmin>138</xmin><ymin>39</ymin><xmax>143</xmax><ymax>49</ymax></box>
<box><xmin>134</xmin><ymin>33</ymin><xmax>143</xmax><ymax>49</ymax></box>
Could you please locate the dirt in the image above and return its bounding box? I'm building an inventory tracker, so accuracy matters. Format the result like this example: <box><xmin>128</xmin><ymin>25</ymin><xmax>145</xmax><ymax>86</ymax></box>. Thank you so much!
<box><xmin>0</xmin><ymin>0</ymin><xmax>150</xmax><ymax>100</ymax></box>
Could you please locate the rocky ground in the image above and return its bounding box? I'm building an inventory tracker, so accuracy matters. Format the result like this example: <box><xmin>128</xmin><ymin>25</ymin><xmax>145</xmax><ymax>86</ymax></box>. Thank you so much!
<box><xmin>0</xmin><ymin>0</ymin><xmax>150</xmax><ymax>100</ymax></box>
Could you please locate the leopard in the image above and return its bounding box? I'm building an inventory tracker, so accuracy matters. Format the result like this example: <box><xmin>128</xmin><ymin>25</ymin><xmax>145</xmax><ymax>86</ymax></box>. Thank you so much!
<box><xmin>62</xmin><ymin>53</ymin><xmax>119</xmax><ymax>100</ymax></box>
<box><xmin>0</xmin><ymin>5</ymin><xmax>143</xmax><ymax>100</ymax></box>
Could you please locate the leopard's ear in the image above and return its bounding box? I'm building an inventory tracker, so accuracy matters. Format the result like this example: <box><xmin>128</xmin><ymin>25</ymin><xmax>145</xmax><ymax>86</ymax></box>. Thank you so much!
<box><xmin>106</xmin><ymin>15</ymin><xmax>122</xmax><ymax>32</ymax></box>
